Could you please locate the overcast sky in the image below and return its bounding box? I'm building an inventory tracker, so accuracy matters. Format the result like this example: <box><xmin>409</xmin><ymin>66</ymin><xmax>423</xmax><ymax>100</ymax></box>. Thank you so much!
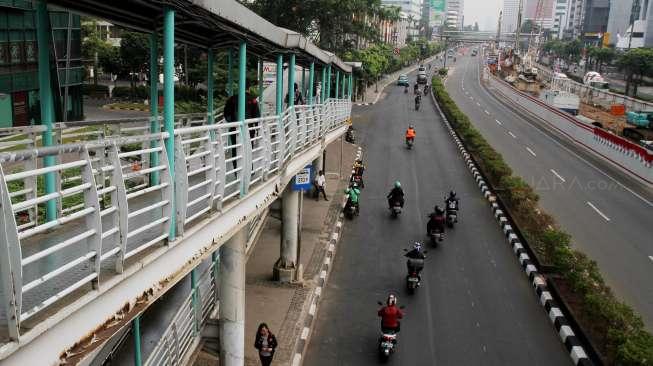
<box><xmin>464</xmin><ymin>0</ymin><xmax>503</xmax><ymax>31</ymax></box>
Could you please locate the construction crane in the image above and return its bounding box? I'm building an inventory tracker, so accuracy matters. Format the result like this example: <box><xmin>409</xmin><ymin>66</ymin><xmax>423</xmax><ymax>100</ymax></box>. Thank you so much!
<box><xmin>520</xmin><ymin>0</ymin><xmax>545</xmax><ymax>79</ymax></box>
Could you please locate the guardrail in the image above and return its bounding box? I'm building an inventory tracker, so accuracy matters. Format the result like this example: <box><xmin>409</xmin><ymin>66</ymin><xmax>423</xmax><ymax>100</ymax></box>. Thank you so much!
<box><xmin>486</xmin><ymin>70</ymin><xmax>653</xmax><ymax>184</ymax></box>
<box><xmin>0</xmin><ymin>98</ymin><xmax>351</xmax><ymax>342</ymax></box>
<box><xmin>537</xmin><ymin>64</ymin><xmax>653</xmax><ymax>113</ymax></box>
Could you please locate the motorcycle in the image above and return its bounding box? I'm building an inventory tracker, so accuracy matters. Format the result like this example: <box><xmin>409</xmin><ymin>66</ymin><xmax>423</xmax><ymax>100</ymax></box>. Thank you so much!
<box><xmin>446</xmin><ymin>209</ymin><xmax>457</xmax><ymax>228</ymax></box>
<box><xmin>344</xmin><ymin>201</ymin><xmax>358</xmax><ymax>220</ymax></box>
<box><xmin>376</xmin><ymin>302</ymin><xmax>405</xmax><ymax>360</ymax></box>
<box><xmin>429</xmin><ymin>227</ymin><xmax>444</xmax><ymax>246</ymax></box>
<box><xmin>415</xmin><ymin>100</ymin><xmax>420</xmax><ymax>111</ymax></box>
<box><xmin>404</xmin><ymin>254</ymin><xmax>426</xmax><ymax>294</ymax></box>
<box><xmin>406</xmin><ymin>138</ymin><xmax>414</xmax><ymax>149</ymax></box>
<box><xmin>345</xmin><ymin>127</ymin><xmax>355</xmax><ymax>143</ymax></box>
<box><xmin>423</xmin><ymin>86</ymin><xmax>429</xmax><ymax>95</ymax></box>
<box><xmin>390</xmin><ymin>200</ymin><xmax>402</xmax><ymax>218</ymax></box>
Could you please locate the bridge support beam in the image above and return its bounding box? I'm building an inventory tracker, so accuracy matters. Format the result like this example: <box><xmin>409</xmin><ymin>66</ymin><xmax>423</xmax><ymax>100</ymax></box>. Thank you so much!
<box><xmin>219</xmin><ymin>228</ymin><xmax>246</xmax><ymax>366</ymax></box>
<box><xmin>274</xmin><ymin>185</ymin><xmax>302</xmax><ymax>282</ymax></box>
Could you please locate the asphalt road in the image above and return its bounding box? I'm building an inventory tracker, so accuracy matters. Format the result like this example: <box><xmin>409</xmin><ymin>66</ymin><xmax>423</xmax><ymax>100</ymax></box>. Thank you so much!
<box><xmin>303</xmin><ymin>66</ymin><xmax>571</xmax><ymax>365</ymax></box>
<box><xmin>443</xmin><ymin>53</ymin><xmax>653</xmax><ymax>328</ymax></box>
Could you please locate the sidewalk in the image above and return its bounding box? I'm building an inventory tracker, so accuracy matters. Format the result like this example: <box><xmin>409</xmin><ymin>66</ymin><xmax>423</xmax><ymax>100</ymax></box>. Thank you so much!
<box><xmin>243</xmin><ymin>139</ymin><xmax>357</xmax><ymax>366</ymax></box>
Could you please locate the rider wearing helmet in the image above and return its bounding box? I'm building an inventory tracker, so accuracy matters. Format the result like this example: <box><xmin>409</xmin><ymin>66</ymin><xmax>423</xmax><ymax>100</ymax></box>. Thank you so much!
<box><xmin>344</xmin><ymin>183</ymin><xmax>361</xmax><ymax>214</ymax></box>
<box><xmin>427</xmin><ymin>205</ymin><xmax>446</xmax><ymax>235</ymax></box>
<box><xmin>445</xmin><ymin>190</ymin><xmax>460</xmax><ymax>213</ymax></box>
<box><xmin>405</xmin><ymin>242</ymin><xmax>426</xmax><ymax>283</ymax></box>
<box><xmin>405</xmin><ymin>125</ymin><xmax>416</xmax><ymax>144</ymax></box>
<box><xmin>387</xmin><ymin>181</ymin><xmax>405</xmax><ymax>209</ymax></box>
<box><xmin>378</xmin><ymin>294</ymin><xmax>404</xmax><ymax>333</ymax></box>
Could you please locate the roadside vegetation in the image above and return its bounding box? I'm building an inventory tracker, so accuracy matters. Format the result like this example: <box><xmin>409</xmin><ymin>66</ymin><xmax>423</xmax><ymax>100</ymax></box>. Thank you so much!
<box><xmin>432</xmin><ymin>75</ymin><xmax>653</xmax><ymax>364</ymax></box>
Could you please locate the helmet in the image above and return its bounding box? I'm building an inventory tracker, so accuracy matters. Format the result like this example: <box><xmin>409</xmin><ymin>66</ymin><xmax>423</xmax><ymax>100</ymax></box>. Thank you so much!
<box><xmin>409</xmin><ymin>124</ymin><xmax>414</xmax><ymax>129</ymax></box>
<box><xmin>394</xmin><ymin>181</ymin><xmax>401</xmax><ymax>188</ymax></box>
<box><xmin>449</xmin><ymin>190</ymin><xmax>456</xmax><ymax>198</ymax></box>
<box><xmin>435</xmin><ymin>205</ymin><xmax>443</xmax><ymax>213</ymax></box>
<box><xmin>413</xmin><ymin>242</ymin><xmax>422</xmax><ymax>251</ymax></box>
<box><xmin>351</xmin><ymin>182</ymin><xmax>358</xmax><ymax>188</ymax></box>
<box><xmin>387</xmin><ymin>294</ymin><xmax>397</xmax><ymax>306</ymax></box>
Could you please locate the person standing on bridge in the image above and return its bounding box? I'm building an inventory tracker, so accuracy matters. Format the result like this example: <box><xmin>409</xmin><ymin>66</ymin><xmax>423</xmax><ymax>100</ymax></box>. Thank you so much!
<box><xmin>254</xmin><ymin>323</ymin><xmax>278</xmax><ymax>366</ymax></box>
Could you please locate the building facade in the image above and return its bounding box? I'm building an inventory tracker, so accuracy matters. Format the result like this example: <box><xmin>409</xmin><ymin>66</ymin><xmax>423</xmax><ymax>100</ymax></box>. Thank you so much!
<box><xmin>582</xmin><ymin>0</ymin><xmax>609</xmax><ymax>45</ymax></box>
<box><xmin>501</xmin><ymin>0</ymin><xmax>520</xmax><ymax>34</ymax></box>
<box><xmin>552</xmin><ymin>0</ymin><xmax>570</xmax><ymax>39</ymax></box>
<box><xmin>445</xmin><ymin>0</ymin><xmax>465</xmax><ymax>30</ymax></box>
<box><xmin>613</xmin><ymin>0</ymin><xmax>653</xmax><ymax>49</ymax></box>
<box><xmin>379</xmin><ymin>11</ymin><xmax>410</xmax><ymax>47</ymax></box>
<box><xmin>381</xmin><ymin>0</ymin><xmax>423</xmax><ymax>39</ymax></box>
<box><xmin>523</xmin><ymin>0</ymin><xmax>556</xmax><ymax>30</ymax></box>
<box><xmin>0</xmin><ymin>1</ymin><xmax>83</xmax><ymax>127</ymax></box>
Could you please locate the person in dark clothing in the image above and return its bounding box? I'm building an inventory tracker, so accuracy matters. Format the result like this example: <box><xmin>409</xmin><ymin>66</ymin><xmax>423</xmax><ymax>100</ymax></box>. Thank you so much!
<box><xmin>405</xmin><ymin>242</ymin><xmax>426</xmax><ymax>283</ymax></box>
<box><xmin>223</xmin><ymin>80</ymin><xmax>261</xmax><ymax>170</ymax></box>
<box><xmin>387</xmin><ymin>181</ymin><xmax>405</xmax><ymax>209</ymax></box>
<box><xmin>426</xmin><ymin>205</ymin><xmax>446</xmax><ymax>235</ymax></box>
<box><xmin>285</xmin><ymin>82</ymin><xmax>304</xmax><ymax>106</ymax></box>
<box><xmin>254</xmin><ymin>323</ymin><xmax>278</xmax><ymax>366</ymax></box>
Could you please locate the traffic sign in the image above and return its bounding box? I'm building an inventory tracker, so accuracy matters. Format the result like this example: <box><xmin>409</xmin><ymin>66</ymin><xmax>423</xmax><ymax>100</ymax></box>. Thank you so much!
<box><xmin>292</xmin><ymin>165</ymin><xmax>313</xmax><ymax>191</ymax></box>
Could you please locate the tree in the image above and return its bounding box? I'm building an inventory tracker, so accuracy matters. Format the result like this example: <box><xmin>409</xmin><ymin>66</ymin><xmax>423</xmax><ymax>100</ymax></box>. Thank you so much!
<box><xmin>98</xmin><ymin>46</ymin><xmax>122</xmax><ymax>82</ymax></box>
<box><xmin>119</xmin><ymin>31</ymin><xmax>150</xmax><ymax>99</ymax></box>
<box><xmin>81</xmin><ymin>19</ymin><xmax>112</xmax><ymax>85</ymax></box>
<box><xmin>521</xmin><ymin>20</ymin><xmax>535</xmax><ymax>34</ymax></box>
<box><xmin>617</xmin><ymin>48</ymin><xmax>653</xmax><ymax>96</ymax></box>
<box><xmin>588</xmin><ymin>47</ymin><xmax>616</xmax><ymax>73</ymax></box>
<box><xmin>563</xmin><ymin>39</ymin><xmax>582</xmax><ymax>63</ymax></box>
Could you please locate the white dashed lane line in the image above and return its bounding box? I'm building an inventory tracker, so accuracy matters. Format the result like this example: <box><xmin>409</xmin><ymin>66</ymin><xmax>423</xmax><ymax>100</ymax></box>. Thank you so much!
<box><xmin>484</xmin><ymin>110</ymin><xmax>490</xmax><ymax>115</ymax></box>
<box><xmin>526</xmin><ymin>147</ymin><xmax>537</xmax><ymax>157</ymax></box>
<box><xmin>550</xmin><ymin>169</ymin><xmax>566</xmax><ymax>182</ymax></box>
<box><xmin>495</xmin><ymin>119</ymin><xmax>502</xmax><ymax>125</ymax></box>
<box><xmin>587</xmin><ymin>201</ymin><xmax>611</xmax><ymax>222</ymax></box>
<box><xmin>508</xmin><ymin>131</ymin><xmax>517</xmax><ymax>139</ymax></box>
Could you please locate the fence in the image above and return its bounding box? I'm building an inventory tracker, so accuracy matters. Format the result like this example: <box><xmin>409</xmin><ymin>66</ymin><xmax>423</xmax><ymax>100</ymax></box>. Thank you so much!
<box><xmin>487</xmin><ymin>71</ymin><xmax>653</xmax><ymax>184</ymax></box>
<box><xmin>0</xmin><ymin>98</ymin><xmax>351</xmax><ymax>341</ymax></box>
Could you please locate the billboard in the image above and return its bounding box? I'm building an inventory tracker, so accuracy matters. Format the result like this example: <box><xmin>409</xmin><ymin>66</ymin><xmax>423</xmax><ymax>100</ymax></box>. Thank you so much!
<box><xmin>431</xmin><ymin>0</ymin><xmax>445</xmax><ymax>12</ymax></box>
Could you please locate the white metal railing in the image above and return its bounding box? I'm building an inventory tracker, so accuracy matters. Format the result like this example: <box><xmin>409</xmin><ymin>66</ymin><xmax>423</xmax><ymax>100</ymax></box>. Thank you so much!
<box><xmin>0</xmin><ymin>98</ymin><xmax>350</xmax><ymax>341</ymax></box>
<box><xmin>144</xmin><ymin>257</ymin><xmax>218</xmax><ymax>366</ymax></box>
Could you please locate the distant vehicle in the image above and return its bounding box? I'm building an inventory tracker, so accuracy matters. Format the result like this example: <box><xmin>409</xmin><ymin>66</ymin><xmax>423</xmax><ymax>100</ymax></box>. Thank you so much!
<box><xmin>583</xmin><ymin>72</ymin><xmax>609</xmax><ymax>90</ymax></box>
<box><xmin>397</xmin><ymin>74</ymin><xmax>409</xmax><ymax>86</ymax></box>
<box><xmin>416</xmin><ymin>71</ymin><xmax>427</xmax><ymax>84</ymax></box>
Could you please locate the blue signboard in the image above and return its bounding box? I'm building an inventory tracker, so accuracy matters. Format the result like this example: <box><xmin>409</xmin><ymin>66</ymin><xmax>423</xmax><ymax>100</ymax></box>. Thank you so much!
<box><xmin>292</xmin><ymin>165</ymin><xmax>313</xmax><ymax>191</ymax></box>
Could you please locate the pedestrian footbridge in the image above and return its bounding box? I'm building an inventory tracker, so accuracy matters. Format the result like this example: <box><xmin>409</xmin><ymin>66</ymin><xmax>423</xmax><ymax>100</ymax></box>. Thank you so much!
<box><xmin>0</xmin><ymin>0</ymin><xmax>355</xmax><ymax>364</ymax></box>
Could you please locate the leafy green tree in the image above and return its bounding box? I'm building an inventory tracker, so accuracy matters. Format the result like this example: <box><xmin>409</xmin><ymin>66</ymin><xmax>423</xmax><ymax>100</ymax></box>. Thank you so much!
<box><xmin>617</xmin><ymin>48</ymin><xmax>653</xmax><ymax>96</ymax></box>
<box><xmin>588</xmin><ymin>47</ymin><xmax>616</xmax><ymax>73</ymax></box>
<box><xmin>120</xmin><ymin>31</ymin><xmax>150</xmax><ymax>99</ymax></box>
<box><xmin>81</xmin><ymin>19</ymin><xmax>112</xmax><ymax>85</ymax></box>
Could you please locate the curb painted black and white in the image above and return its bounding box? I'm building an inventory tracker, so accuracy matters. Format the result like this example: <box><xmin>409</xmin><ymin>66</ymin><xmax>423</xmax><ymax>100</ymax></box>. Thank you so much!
<box><xmin>291</xmin><ymin>146</ymin><xmax>363</xmax><ymax>366</ymax></box>
<box><xmin>428</xmin><ymin>89</ymin><xmax>594</xmax><ymax>366</ymax></box>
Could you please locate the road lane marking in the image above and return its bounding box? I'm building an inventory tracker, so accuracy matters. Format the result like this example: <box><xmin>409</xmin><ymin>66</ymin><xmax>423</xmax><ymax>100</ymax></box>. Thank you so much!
<box><xmin>526</xmin><ymin>147</ymin><xmax>537</xmax><ymax>157</ymax></box>
<box><xmin>476</xmin><ymin>102</ymin><xmax>481</xmax><ymax>107</ymax></box>
<box><xmin>484</xmin><ymin>110</ymin><xmax>490</xmax><ymax>115</ymax></box>
<box><xmin>508</xmin><ymin>131</ymin><xmax>517</xmax><ymax>138</ymax></box>
<box><xmin>495</xmin><ymin>119</ymin><xmax>502</xmax><ymax>125</ymax></box>
<box><xmin>550</xmin><ymin>169</ymin><xmax>566</xmax><ymax>182</ymax></box>
<box><xmin>587</xmin><ymin>201</ymin><xmax>611</xmax><ymax>221</ymax></box>
<box><xmin>470</xmin><ymin>96</ymin><xmax>474</xmax><ymax>100</ymax></box>
<box><xmin>649</xmin><ymin>256</ymin><xmax>653</xmax><ymax>262</ymax></box>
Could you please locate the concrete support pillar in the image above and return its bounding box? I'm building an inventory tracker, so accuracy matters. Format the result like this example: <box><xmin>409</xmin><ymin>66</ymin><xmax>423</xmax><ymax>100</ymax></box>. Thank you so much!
<box><xmin>274</xmin><ymin>185</ymin><xmax>301</xmax><ymax>282</ymax></box>
<box><xmin>219</xmin><ymin>229</ymin><xmax>246</xmax><ymax>366</ymax></box>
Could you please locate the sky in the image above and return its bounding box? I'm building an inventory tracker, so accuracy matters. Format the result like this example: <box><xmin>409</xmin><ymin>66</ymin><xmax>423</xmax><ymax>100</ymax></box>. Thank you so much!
<box><xmin>463</xmin><ymin>0</ymin><xmax>503</xmax><ymax>31</ymax></box>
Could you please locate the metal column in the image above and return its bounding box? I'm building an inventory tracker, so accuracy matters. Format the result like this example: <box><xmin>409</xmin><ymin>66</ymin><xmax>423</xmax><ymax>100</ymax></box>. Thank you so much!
<box><xmin>149</xmin><ymin>32</ymin><xmax>160</xmax><ymax>185</ymax></box>
<box><xmin>207</xmin><ymin>48</ymin><xmax>214</xmax><ymax>123</ymax></box>
<box><xmin>335</xmin><ymin>70</ymin><xmax>340</xmax><ymax>100</ymax></box>
<box><xmin>326</xmin><ymin>65</ymin><xmax>332</xmax><ymax>99</ymax></box>
<box><xmin>321</xmin><ymin>66</ymin><xmax>327</xmax><ymax>103</ymax></box>
<box><xmin>133</xmin><ymin>316</ymin><xmax>142</xmax><ymax>366</ymax></box>
<box><xmin>219</xmin><ymin>229</ymin><xmax>246</xmax><ymax>366</ymax></box>
<box><xmin>288</xmin><ymin>54</ymin><xmax>296</xmax><ymax>107</ymax></box>
<box><xmin>163</xmin><ymin>8</ymin><xmax>176</xmax><ymax>240</ymax></box>
<box><xmin>36</xmin><ymin>0</ymin><xmax>56</xmax><ymax>222</ymax></box>
<box><xmin>237</xmin><ymin>41</ymin><xmax>248</xmax><ymax>197</ymax></box>
<box><xmin>308</xmin><ymin>62</ymin><xmax>315</xmax><ymax>105</ymax></box>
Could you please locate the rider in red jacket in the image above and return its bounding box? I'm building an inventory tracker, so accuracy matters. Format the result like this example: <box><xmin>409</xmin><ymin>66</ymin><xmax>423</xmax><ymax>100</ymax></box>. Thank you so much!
<box><xmin>378</xmin><ymin>294</ymin><xmax>404</xmax><ymax>333</ymax></box>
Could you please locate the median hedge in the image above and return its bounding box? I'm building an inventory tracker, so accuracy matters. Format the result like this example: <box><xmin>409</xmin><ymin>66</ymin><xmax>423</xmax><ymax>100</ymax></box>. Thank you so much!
<box><xmin>431</xmin><ymin>76</ymin><xmax>653</xmax><ymax>364</ymax></box>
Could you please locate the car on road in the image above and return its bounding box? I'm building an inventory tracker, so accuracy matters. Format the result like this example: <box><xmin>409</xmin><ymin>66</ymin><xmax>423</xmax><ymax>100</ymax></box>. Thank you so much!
<box><xmin>397</xmin><ymin>74</ymin><xmax>409</xmax><ymax>86</ymax></box>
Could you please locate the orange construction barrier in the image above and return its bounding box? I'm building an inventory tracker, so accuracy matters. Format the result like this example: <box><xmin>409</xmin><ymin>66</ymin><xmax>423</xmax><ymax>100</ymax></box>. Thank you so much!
<box><xmin>610</xmin><ymin>104</ymin><xmax>625</xmax><ymax>116</ymax></box>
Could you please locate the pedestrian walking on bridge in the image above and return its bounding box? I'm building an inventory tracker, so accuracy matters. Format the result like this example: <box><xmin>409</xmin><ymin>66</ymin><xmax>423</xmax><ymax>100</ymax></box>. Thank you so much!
<box><xmin>254</xmin><ymin>323</ymin><xmax>278</xmax><ymax>366</ymax></box>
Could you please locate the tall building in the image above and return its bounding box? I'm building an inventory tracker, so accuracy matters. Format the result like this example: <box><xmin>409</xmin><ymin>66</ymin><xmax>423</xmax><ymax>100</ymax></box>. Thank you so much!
<box><xmin>381</xmin><ymin>0</ymin><xmax>423</xmax><ymax>38</ymax></box>
<box><xmin>501</xmin><ymin>0</ymin><xmax>520</xmax><ymax>34</ymax></box>
<box><xmin>552</xmin><ymin>0</ymin><xmax>570</xmax><ymax>39</ymax></box>
<box><xmin>0</xmin><ymin>1</ymin><xmax>83</xmax><ymax>127</ymax></box>
<box><xmin>379</xmin><ymin>11</ymin><xmax>410</xmax><ymax>47</ymax></box>
<box><xmin>562</xmin><ymin>0</ymin><xmax>585</xmax><ymax>39</ymax></box>
<box><xmin>582</xmin><ymin>0</ymin><xmax>610</xmax><ymax>45</ymax></box>
<box><xmin>446</xmin><ymin>0</ymin><xmax>465</xmax><ymax>30</ymax></box>
<box><xmin>613</xmin><ymin>0</ymin><xmax>653</xmax><ymax>49</ymax></box>
<box><xmin>607</xmin><ymin>0</ymin><xmax>634</xmax><ymax>43</ymax></box>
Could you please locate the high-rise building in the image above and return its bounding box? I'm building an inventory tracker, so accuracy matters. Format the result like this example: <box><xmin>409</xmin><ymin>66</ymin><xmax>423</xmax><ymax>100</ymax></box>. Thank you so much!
<box><xmin>582</xmin><ymin>0</ymin><xmax>609</xmax><ymax>45</ymax></box>
<box><xmin>552</xmin><ymin>0</ymin><xmax>570</xmax><ymax>39</ymax></box>
<box><xmin>562</xmin><ymin>0</ymin><xmax>585</xmax><ymax>39</ymax></box>
<box><xmin>607</xmin><ymin>0</ymin><xmax>634</xmax><ymax>43</ymax></box>
<box><xmin>0</xmin><ymin>2</ymin><xmax>83</xmax><ymax>127</ymax></box>
<box><xmin>446</xmin><ymin>0</ymin><xmax>465</xmax><ymax>30</ymax></box>
<box><xmin>523</xmin><ymin>0</ymin><xmax>556</xmax><ymax>30</ymax></box>
<box><xmin>613</xmin><ymin>0</ymin><xmax>653</xmax><ymax>49</ymax></box>
<box><xmin>381</xmin><ymin>0</ymin><xmax>423</xmax><ymax>38</ymax></box>
<box><xmin>501</xmin><ymin>0</ymin><xmax>520</xmax><ymax>34</ymax></box>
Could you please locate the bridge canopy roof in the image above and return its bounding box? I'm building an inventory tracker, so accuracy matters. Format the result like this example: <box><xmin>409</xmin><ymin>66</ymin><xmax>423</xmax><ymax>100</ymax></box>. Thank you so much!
<box><xmin>47</xmin><ymin>0</ymin><xmax>352</xmax><ymax>72</ymax></box>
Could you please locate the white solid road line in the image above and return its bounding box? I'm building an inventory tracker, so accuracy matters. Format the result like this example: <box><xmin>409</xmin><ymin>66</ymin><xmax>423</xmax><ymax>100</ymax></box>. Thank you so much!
<box><xmin>495</xmin><ymin>119</ymin><xmax>503</xmax><ymax>125</ymax></box>
<box><xmin>526</xmin><ymin>147</ymin><xmax>537</xmax><ymax>157</ymax></box>
<box><xmin>587</xmin><ymin>201</ymin><xmax>611</xmax><ymax>221</ymax></box>
<box><xmin>508</xmin><ymin>131</ymin><xmax>517</xmax><ymax>138</ymax></box>
<box><xmin>550</xmin><ymin>169</ymin><xmax>566</xmax><ymax>182</ymax></box>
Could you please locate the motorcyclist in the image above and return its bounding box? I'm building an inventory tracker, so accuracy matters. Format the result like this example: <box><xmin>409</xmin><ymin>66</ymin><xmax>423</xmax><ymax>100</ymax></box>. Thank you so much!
<box><xmin>413</xmin><ymin>83</ymin><xmax>419</xmax><ymax>94</ymax></box>
<box><xmin>378</xmin><ymin>294</ymin><xmax>404</xmax><ymax>333</ymax></box>
<box><xmin>344</xmin><ymin>183</ymin><xmax>361</xmax><ymax>214</ymax></box>
<box><xmin>423</xmin><ymin>84</ymin><xmax>429</xmax><ymax>95</ymax></box>
<box><xmin>405</xmin><ymin>125</ymin><xmax>416</xmax><ymax>145</ymax></box>
<box><xmin>353</xmin><ymin>158</ymin><xmax>365</xmax><ymax>177</ymax></box>
<box><xmin>426</xmin><ymin>205</ymin><xmax>446</xmax><ymax>235</ymax></box>
<box><xmin>445</xmin><ymin>190</ymin><xmax>460</xmax><ymax>218</ymax></box>
<box><xmin>387</xmin><ymin>181</ymin><xmax>405</xmax><ymax>209</ymax></box>
<box><xmin>405</xmin><ymin>242</ymin><xmax>426</xmax><ymax>284</ymax></box>
<box><xmin>414</xmin><ymin>93</ymin><xmax>422</xmax><ymax>108</ymax></box>
<box><xmin>404</xmin><ymin>85</ymin><xmax>408</xmax><ymax>93</ymax></box>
